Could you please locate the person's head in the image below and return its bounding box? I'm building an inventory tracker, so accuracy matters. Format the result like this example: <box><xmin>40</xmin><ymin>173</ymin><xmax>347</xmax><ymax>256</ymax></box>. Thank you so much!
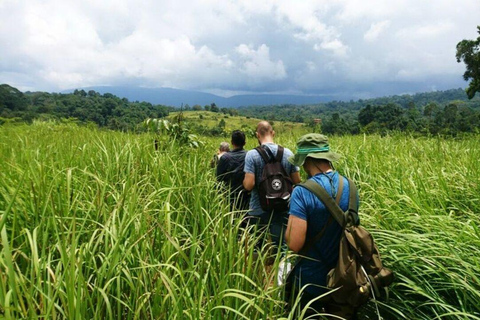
<box><xmin>219</xmin><ymin>141</ymin><xmax>230</xmax><ymax>153</ymax></box>
<box><xmin>255</xmin><ymin>121</ymin><xmax>275</xmax><ymax>144</ymax></box>
<box><xmin>288</xmin><ymin>133</ymin><xmax>341</xmax><ymax>175</ymax></box>
<box><xmin>231</xmin><ymin>130</ymin><xmax>246</xmax><ymax>148</ymax></box>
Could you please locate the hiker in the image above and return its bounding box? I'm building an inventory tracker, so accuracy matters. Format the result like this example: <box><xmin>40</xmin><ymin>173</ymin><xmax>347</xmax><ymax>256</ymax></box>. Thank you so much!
<box><xmin>243</xmin><ymin>121</ymin><xmax>301</xmax><ymax>248</ymax></box>
<box><xmin>210</xmin><ymin>141</ymin><xmax>230</xmax><ymax>168</ymax></box>
<box><xmin>284</xmin><ymin>133</ymin><xmax>360</xmax><ymax>319</ymax></box>
<box><xmin>216</xmin><ymin>130</ymin><xmax>250</xmax><ymax>211</ymax></box>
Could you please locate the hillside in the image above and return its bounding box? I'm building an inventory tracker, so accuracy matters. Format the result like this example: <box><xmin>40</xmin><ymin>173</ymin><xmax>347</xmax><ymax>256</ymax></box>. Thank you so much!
<box><xmin>237</xmin><ymin>88</ymin><xmax>480</xmax><ymax>122</ymax></box>
<box><xmin>2</xmin><ymin>84</ymin><xmax>480</xmax><ymax>136</ymax></box>
<box><xmin>167</xmin><ymin>110</ymin><xmax>306</xmax><ymax>136</ymax></box>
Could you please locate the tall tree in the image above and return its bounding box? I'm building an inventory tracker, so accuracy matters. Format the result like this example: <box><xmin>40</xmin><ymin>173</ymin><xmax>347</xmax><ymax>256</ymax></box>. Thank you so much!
<box><xmin>456</xmin><ymin>26</ymin><xmax>480</xmax><ymax>99</ymax></box>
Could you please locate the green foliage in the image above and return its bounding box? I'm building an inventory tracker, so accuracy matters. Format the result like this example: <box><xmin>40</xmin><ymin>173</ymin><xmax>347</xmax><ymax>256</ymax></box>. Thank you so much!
<box><xmin>238</xmin><ymin>89</ymin><xmax>480</xmax><ymax>135</ymax></box>
<box><xmin>456</xmin><ymin>26</ymin><xmax>480</xmax><ymax>99</ymax></box>
<box><xmin>218</xmin><ymin>118</ymin><xmax>226</xmax><ymax>129</ymax></box>
<box><xmin>1</xmin><ymin>124</ymin><xmax>480</xmax><ymax>319</ymax></box>
<box><xmin>357</xmin><ymin>102</ymin><xmax>480</xmax><ymax>136</ymax></box>
<box><xmin>144</xmin><ymin>118</ymin><xmax>205</xmax><ymax>148</ymax></box>
<box><xmin>0</xmin><ymin>85</ymin><xmax>173</xmax><ymax>130</ymax></box>
<box><xmin>2</xmin><ymin>84</ymin><xmax>479</xmax><ymax>137</ymax></box>
<box><xmin>0</xmin><ymin>84</ymin><xmax>29</xmax><ymax>114</ymax></box>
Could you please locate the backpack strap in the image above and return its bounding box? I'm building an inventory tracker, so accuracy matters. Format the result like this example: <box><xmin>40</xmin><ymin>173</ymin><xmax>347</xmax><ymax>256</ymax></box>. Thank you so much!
<box><xmin>301</xmin><ymin>177</ymin><xmax>359</xmax><ymax>228</ymax></box>
<box><xmin>275</xmin><ymin>146</ymin><xmax>284</xmax><ymax>163</ymax></box>
<box><xmin>346</xmin><ymin>178</ymin><xmax>359</xmax><ymax>226</ymax></box>
<box><xmin>297</xmin><ymin>176</ymin><xmax>344</xmax><ymax>255</ymax></box>
<box><xmin>335</xmin><ymin>175</ymin><xmax>344</xmax><ymax>205</ymax></box>
<box><xmin>255</xmin><ymin>145</ymin><xmax>283</xmax><ymax>164</ymax></box>
<box><xmin>301</xmin><ymin>178</ymin><xmax>347</xmax><ymax>227</ymax></box>
<box><xmin>254</xmin><ymin>146</ymin><xmax>270</xmax><ymax>163</ymax></box>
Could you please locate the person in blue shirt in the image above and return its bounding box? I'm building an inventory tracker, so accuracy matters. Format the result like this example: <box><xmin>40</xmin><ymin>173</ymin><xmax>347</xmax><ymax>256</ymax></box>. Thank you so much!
<box><xmin>285</xmin><ymin>133</ymin><xmax>360</xmax><ymax>319</ymax></box>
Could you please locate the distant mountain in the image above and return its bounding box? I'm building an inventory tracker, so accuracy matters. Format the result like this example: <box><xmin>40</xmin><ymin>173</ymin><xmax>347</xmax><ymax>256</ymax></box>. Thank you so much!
<box><xmin>64</xmin><ymin>86</ymin><xmax>334</xmax><ymax>107</ymax></box>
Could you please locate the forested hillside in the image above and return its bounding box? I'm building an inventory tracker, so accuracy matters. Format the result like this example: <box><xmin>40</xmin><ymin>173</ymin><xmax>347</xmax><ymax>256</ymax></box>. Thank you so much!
<box><xmin>238</xmin><ymin>88</ymin><xmax>480</xmax><ymax>135</ymax></box>
<box><xmin>1</xmin><ymin>84</ymin><xmax>479</xmax><ymax>135</ymax></box>
<box><xmin>0</xmin><ymin>85</ymin><xmax>173</xmax><ymax>131</ymax></box>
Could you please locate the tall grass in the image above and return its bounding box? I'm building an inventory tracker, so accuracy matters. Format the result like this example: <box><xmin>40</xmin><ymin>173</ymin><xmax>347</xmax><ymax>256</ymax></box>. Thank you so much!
<box><xmin>1</xmin><ymin>122</ymin><xmax>479</xmax><ymax>319</ymax></box>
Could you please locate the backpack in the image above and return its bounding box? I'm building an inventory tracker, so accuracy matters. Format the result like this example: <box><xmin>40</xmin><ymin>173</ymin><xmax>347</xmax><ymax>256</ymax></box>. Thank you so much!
<box><xmin>299</xmin><ymin>177</ymin><xmax>394</xmax><ymax>312</ymax></box>
<box><xmin>255</xmin><ymin>145</ymin><xmax>293</xmax><ymax>212</ymax></box>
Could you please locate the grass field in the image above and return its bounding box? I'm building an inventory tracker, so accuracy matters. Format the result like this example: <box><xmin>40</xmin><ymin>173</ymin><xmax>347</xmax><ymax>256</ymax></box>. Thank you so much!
<box><xmin>1</xmin><ymin>121</ymin><xmax>479</xmax><ymax>319</ymax></box>
<box><xmin>167</xmin><ymin>110</ymin><xmax>307</xmax><ymax>137</ymax></box>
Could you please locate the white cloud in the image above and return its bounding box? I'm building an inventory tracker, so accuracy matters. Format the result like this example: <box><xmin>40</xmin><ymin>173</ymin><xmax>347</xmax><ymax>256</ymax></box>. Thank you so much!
<box><xmin>315</xmin><ymin>39</ymin><xmax>349</xmax><ymax>57</ymax></box>
<box><xmin>396</xmin><ymin>22</ymin><xmax>455</xmax><ymax>40</ymax></box>
<box><xmin>364</xmin><ymin>21</ymin><xmax>391</xmax><ymax>42</ymax></box>
<box><xmin>274</xmin><ymin>1</ymin><xmax>349</xmax><ymax>56</ymax></box>
<box><xmin>0</xmin><ymin>0</ymin><xmax>478</xmax><ymax>96</ymax></box>
<box><xmin>235</xmin><ymin>44</ymin><xmax>286</xmax><ymax>81</ymax></box>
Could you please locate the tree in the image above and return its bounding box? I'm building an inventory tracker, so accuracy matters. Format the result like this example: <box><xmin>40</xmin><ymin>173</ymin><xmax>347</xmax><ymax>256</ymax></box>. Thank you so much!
<box><xmin>358</xmin><ymin>104</ymin><xmax>375</xmax><ymax>126</ymax></box>
<box><xmin>456</xmin><ymin>26</ymin><xmax>480</xmax><ymax>99</ymax></box>
<box><xmin>210</xmin><ymin>103</ymin><xmax>219</xmax><ymax>113</ymax></box>
<box><xmin>0</xmin><ymin>84</ymin><xmax>28</xmax><ymax>112</ymax></box>
<box><xmin>218</xmin><ymin>118</ymin><xmax>226</xmax><ymax>129</ymax></box>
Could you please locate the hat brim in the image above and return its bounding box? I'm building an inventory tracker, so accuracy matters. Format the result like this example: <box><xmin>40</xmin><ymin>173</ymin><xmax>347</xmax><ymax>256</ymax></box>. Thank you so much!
<box><xmin>288</xmin><ymin>151</ymin><xmax>341</xmax><ymax>167</ymax></box>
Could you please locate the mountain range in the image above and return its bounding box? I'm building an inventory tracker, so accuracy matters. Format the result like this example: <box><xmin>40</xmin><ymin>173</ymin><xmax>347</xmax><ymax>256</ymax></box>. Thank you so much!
<box><xmin>65</xmin><ymin>86</ymin><xmax>339</xmax><ymax>108</ymax></box>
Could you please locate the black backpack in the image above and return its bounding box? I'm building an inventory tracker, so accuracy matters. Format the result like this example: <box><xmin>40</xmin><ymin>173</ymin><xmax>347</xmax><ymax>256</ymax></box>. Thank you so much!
<box><xmin>255</xmin><ymin>146</ymin><xmax>293</xmax><ymax>212</ymax></box>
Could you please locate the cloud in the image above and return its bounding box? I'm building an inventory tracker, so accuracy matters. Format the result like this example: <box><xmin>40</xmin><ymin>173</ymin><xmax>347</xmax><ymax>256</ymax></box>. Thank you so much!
<box><xmin>396</xmin><ymin>22</ymin><xmax>455</xmax><ymax>40</ymax></box>
<box><xmin>0</xmin><ymin>0</ymin><xmax>478</xmax><ymax>98</ymax></box>
<box><xmin>364</xmin><ymin>21</ymin><xmax>391</xmax><ymax>42</ymax></box>
<box><xmin>235</xmin><ymin>44</ymin><xmax>286</xmax><ymax>82</ymax></box>
<box><xmin>274</xmin><ymin>1</ymin><xmax>349</xmax><ymax>56</ymax></box>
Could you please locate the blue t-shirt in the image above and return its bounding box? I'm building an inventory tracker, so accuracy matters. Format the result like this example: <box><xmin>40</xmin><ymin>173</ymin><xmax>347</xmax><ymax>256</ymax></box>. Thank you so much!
<box><xmin>244</xmin><ymin>143</ymin><xmax>299</xmax><ymax>216</ymax></box>
<box><xmin>289</xmin><ymin>171</ymin><xmax>360</xmax><ymax>296</ymax></box>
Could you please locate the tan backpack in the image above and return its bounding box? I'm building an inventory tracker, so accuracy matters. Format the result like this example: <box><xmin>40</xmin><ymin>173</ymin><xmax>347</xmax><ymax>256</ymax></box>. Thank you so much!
<box><xmin>300</xmin><ymin>177</ymin><xmax>394</xmax><ymax>309</ymax></box>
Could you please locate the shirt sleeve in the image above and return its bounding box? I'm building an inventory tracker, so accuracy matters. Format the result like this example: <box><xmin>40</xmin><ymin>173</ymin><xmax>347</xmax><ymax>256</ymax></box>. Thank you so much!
<box><xmin>284</xmin><ymin>147</ymin><xmax>299</xmax><ymax>173</ymax></box>
<box><xmin>216</xmin><ymin>155</ymin><xmax>229</xmax><ymax>182</ymax></box>
<box><xmin>289</xmin><ymin>187</ymin><xmax>308</xmax><ymax>221</ymax></box>
<box><xmin>244</xmin><ymin>151</ymin><xmax>255</xmax><ymax>174</ymax></box>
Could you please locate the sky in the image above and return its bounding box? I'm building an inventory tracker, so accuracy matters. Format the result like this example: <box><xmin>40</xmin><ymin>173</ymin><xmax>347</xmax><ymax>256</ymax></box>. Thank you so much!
<box><xmin>1</xmin><ymin>0</ymin><xmax>479</xmax><ymax>99</ymax></box>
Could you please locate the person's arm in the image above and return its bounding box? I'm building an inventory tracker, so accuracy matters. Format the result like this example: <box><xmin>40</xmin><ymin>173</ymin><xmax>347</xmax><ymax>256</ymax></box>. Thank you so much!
<box><xmin>285</xmin><ymin>215</ymin><xmax>307</xmax><ymax>252</ymax></box>
<box><xmin>243</xmin><ymin>152</ymin><xmax>255</xmax><ymax>191</ymax></box>
<box><xmin>243</xmin><ymin>172</ymin><xmax>255</xmax><ymax>191</ymax></box>
<box><xmin>290</xmin><ymin>171</ymin><xmax>301</xmax><ymax>184</ymax></box>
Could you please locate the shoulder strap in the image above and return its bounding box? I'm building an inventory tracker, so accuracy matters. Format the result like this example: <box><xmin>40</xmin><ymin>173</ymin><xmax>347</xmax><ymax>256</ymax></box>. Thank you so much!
<box><xmin>275</xmin><ymin>146</ymin><xmax>284</xmax><ymax>162</ymax></box>
<box><xmin>346</xmin><ymin>178</ymin><xmax>359</xmax><ymax>226</ymax></box>
<box><xmin>336</xmin><ymin>175</ymin><xmax>344</xmax><ymax>205</ymax></box>
<box><xmin>256</xmin><ymin>145</ymin><xmax>282</xmax><ymax>164</ymax></box>
<box><xmin>302</xmin><ymin>177</ymin><xmax>359</xmax><ymax>228</ymax></box>
<box><xmin>297</xmin><ymin>176</ymin><xmax>345</xmax><ymax>255</ymax></box>
<box><xmin>254</xmin><ymin>146</ymin><xmax>270</xmax><ymax>163</ymax></box>
<box><xmin>301</xmin><ymin>179</ymin><xmax>347</xmax><ymax>227</ymax></box>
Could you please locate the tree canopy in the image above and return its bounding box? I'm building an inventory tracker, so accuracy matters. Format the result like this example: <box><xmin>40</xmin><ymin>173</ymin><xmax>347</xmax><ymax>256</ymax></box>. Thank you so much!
<box><xmin>0</xmin><ymin>85</ymin><xmax>173</xmax><ymax>130</ymax></box>
<box><xmin>456</xmin><ymin>26</ymin><xmax>480</xmax><ymax>99</ymax></box>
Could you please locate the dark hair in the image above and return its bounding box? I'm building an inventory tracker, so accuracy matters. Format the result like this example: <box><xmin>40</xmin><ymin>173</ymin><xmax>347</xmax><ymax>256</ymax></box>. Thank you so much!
<box><xmin>231</xmin><ymin>130</ymin><xmax>246</xmax><ymax>147</ymax></box>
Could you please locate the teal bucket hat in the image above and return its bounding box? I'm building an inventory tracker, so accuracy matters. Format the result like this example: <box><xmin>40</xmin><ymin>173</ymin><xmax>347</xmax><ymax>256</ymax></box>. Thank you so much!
<box><xmin>288</xmin><ymin>133</ymin><xmax>341</xmax><ymax>167</ymax></box>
